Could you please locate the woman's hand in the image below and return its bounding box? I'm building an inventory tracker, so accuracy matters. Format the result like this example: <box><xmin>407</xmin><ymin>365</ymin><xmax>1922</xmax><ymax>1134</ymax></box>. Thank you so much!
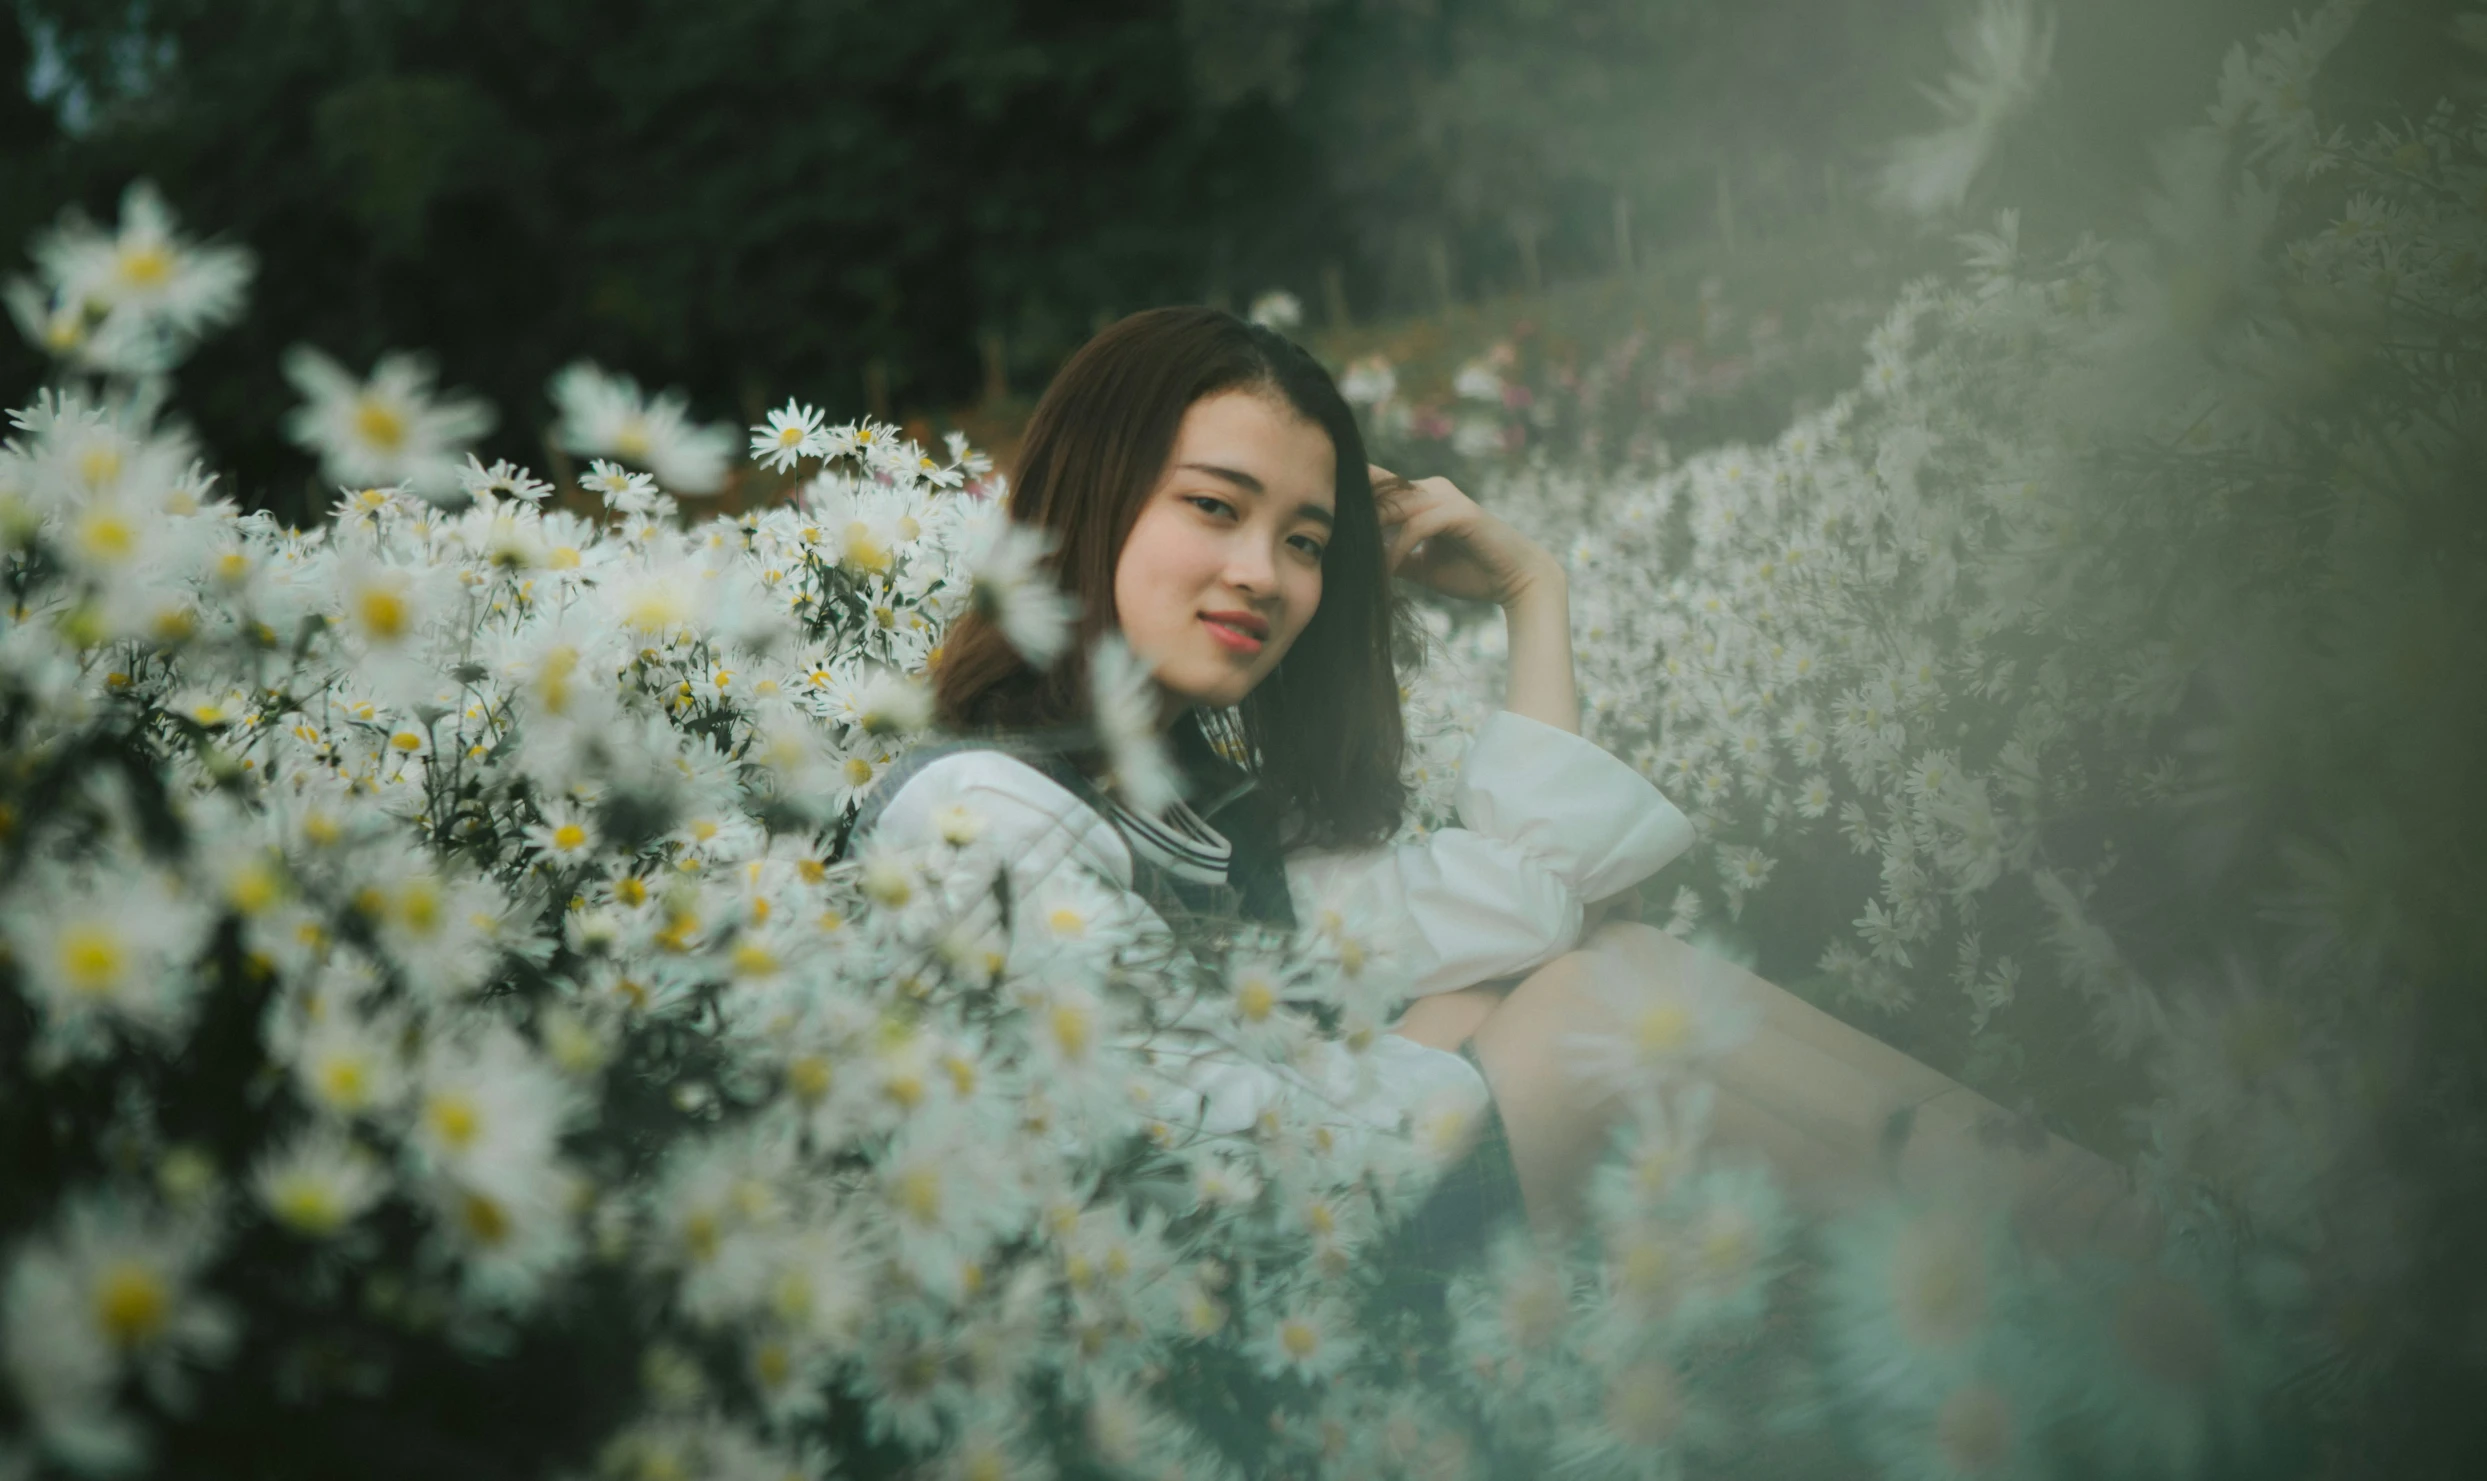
<box><xmin>1370</xmin><ymin>465</ymin><xmax>1560</xmax><ymax>607</ymax></box>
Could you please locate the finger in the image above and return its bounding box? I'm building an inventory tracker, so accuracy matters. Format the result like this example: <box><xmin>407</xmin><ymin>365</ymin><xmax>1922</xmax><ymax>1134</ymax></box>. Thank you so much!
<box><xmin>1371</xmin><ymin>465</ymin><xmax>1425</xmax><ymax>507</ymax></box>
<box><xmin>1385</xmin><ymin>507</ymin><xmax>1447</xmax><ymax>571</ymax></box>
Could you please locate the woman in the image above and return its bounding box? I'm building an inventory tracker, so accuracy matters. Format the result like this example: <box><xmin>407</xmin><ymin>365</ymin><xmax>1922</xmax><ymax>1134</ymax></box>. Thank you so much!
<box><xmin>853</xmin><ymin>306</ymin><xmax>2145</xmax><ymax>1271</ymax></box>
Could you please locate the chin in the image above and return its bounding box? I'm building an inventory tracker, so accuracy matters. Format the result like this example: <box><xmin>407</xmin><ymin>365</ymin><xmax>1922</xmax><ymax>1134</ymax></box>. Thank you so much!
<box><xmin>1163</xmin><ymin>669</ymin><xmax>1253</xmax><ymax>713</ymax></box>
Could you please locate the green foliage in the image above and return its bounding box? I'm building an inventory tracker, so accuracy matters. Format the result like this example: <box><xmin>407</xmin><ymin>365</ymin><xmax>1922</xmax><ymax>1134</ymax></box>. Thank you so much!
<box><xmin>8</xmin><ymin>0</ymin><xmax>1338</xmax><ymax>521</ymax></box>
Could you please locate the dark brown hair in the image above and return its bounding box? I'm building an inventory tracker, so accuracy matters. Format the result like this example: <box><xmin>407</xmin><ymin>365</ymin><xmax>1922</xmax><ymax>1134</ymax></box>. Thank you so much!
<box><xmin>933</xmin><ymin>305</ymin><xmax>1412</xmax><ymax>854</ymax></box>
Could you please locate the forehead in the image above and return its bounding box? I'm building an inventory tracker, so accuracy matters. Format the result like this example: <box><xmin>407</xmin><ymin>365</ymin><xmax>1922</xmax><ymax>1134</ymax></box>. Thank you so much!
<box><xmin>1166</xmin><ymin>390</ymin><xmax>1336</xmax><ymax>511</ymax></box>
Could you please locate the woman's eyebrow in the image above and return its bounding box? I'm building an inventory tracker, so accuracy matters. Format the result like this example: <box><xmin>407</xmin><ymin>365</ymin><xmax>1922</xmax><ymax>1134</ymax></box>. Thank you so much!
<box><xmin>1178</xmin><ymin>462</ymin><xmax>1334</xmax><ymax>526</ymax></box>
<box><xmin>1177</xmin><ymin>461</ymin><xmax>1265</xmax><ymax>494</ymax></box>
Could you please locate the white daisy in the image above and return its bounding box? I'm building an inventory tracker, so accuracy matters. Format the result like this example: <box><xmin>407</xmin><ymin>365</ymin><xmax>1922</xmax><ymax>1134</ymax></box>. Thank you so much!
<box><xmin>1088</xmin><ymin>630</ymin><xmax>1183</xmax><ymax>816</ymax></box>
<box><xmin>1878</xmin><ymin>0</ymin><xmax>2056</xmax><ymax>217</ymax></box>
<box><xmin>580</xmin><ymin>457</ymin><xmax>663</xmax><ymax>517</ymax></box>
<box><xmin>960</xmin><ymin>512</ymin><xmax>1076</xmax><ymax>667</ymax></box>
<box><xmin>547</xmin><ymin>360</ymin><xmax>735</xmax><ymax>495</ymax></box>
<box><xmin>1246</xmin><ymin>289</ymin><xmax>1303</xmax><ymax>331</ymax></box>
<box><xmin>2</xmin><ymin>863</ymin><xmax>212</xmax><ymax>1057</ymax></box>
<box><xmin>280</xmin><ymin>346</ymin><xmax>494</xmax><ymax>499</ymax></box>
<box><xmin>455</xmin><ymin>454</ymin><xmax>552</xmax><ymax>504</ymax></box>
<box><xmin>750</xmin><ymin>400</ymin><xmax>830</xmax><ymax>473</ymax></box>
<box><xmin>1820</xmin><ymin>1193</ymin><xmax>2017</xmax><ymax>1410</ymax></box>
<box><xmin>1247</xmin><ymin>1292</ymin><xmax>1357</xmax><ymax>1381</ymax></box>
<box><xmin>848</xmin><ymin>666</ymin><xmax>936</xmax><ymax>739</ymax></box>
<box><xmin>1562</xmin><ymin>936</ymin><xmax>1763</xmax><ymax>1100</ymax></box>
<box><xmin>251</xmin><ymin>1128</ymin><xmax>388</xmax><ymax>1239</ymax></box>
<box><xmin>0</xmin><ymin>1194</ymin><xmax>236</xmax><ymax>1473</ymax></box>
<box><xmin>526</xmin><ymin>800</ymin><xmax>600</xmax><ymax>864</ymax></box>
<box><xmin>407</xmin><ymin>1021</ymin><xmax>581</xmax><ymax>1192</ymax></box>
<box><xmin>23</xmin><ymin>179</ymin><xmax>252</xmax><ymax>372</ymax></box>
<box><xmin>362</xmin><ymin>865</ymin><xmax>506</xmax><ymax>1000</ymax></box>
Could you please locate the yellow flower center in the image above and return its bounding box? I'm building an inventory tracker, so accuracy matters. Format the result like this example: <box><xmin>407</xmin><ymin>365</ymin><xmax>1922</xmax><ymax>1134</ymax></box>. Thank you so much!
<box><xmin>624</xmin><ymin>589</ymin><xmax>686</xmax><ymax>634</ymax></box>
<box><xmin>1620</xmin><ymin>1236</ymin><xmax>1670</xmax><ymax>1298</ymax></box>
<box><xmin>93</xmin><ymin>1262</ymin><xmax>170</xmax><ymax>1347</ymax></box>
<box><xmin>316</xmin><ymin>1055</ymin><xmax>370</xmax><ymax>1110</ymax></box>
<box><xmin>357</xmin><ymin>586</ymin><xmax>408</xmax><ymax>641</ymax></box>
<box><xmin>751</xmin><ymin>1339</ymin><xmax>792</xmax><ymax>1388</ymax></box>
<box><xmin>1701</xmin><ymin>1220</ymin><xmax>1752</xmax><ymax>1276</ymax></box>
<box><xmin>269</xmin><ymin>1174</ymin><xmax>349</xmax><ymax>1236</ymax></box>
<box><xmin>786</xmin><ymin>1055</ymin><xmax>832</xmax><ymax>1103</ymax></box>
<box><xmin>1051</xmin><ymin>1002</ymin><xmax>1091</xmax><ymax>1059</ymax></box>
<box><xmin>426</xmin><ymin>1092</ymin><xmax>481</xmax><ymax>1150</ymax></box>
<box><xmin>1636</xmin><ymin>1003</ymin><xmax>1692</xmax><ymax>1055</ymax></box>
<box><xmin>844</xmin><ymin>521</ymin><xmax>892</xmax><ymax>574</ymax></box>
<box><xmin>396</xmin><ymin>880</ymin><xmax>440</xmax><ymax>934</ymax></box>
<box><xmin>458</xmin><ymin>1190</ymin><xmax>511</xmax><ymax>1247</ymax></box>
<box><xmin>58</xmin><ymin>926</ymin><xmax>124</xmax><ymax>995</ymax></box>
<box><xmin>228</xmin><ymin>864</ymin><xmax>281</xmax><ymax>915</ymax></box>
<box><xmin>354</xmin><ymin>397</ymin><xmax>407</xmax><ymax>453</ymax></box>
<box><xmin>896</xmin><ymin>1166</ymin><xmax>941</xmax><ymax>1225</ymax></box>
<box><xmin>552</xmin><ymin>823</ymin><xmax>587</xmax><ymax>851</ymax></box>
<box><xmin>116</xmin><ymin>242</ymin><xmax>174</xmax><ymax>288</ymax></box>
<box><xmin>76</xmin><ymin>510</ymin><xmax>135</xmax><ymax>561</ymax></box>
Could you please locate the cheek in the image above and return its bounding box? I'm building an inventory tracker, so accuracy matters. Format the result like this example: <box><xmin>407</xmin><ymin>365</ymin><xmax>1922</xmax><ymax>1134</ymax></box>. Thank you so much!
<box><xmin>1280</xmin><ymin>568</ymin><xmax>1322</xmax><ymax>644</ymax></box>
<box><xmin>1114</xmin><ymin>513</ymin><xmax>1201</xmax><ymax>621</ymax></box>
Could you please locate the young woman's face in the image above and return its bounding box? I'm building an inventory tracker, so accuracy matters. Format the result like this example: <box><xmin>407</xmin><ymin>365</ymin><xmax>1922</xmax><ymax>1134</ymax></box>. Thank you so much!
<box><xmin>1114</xmin><ymin>388</ymin><xmax>1336</xmax><ymax>724</ymax></box>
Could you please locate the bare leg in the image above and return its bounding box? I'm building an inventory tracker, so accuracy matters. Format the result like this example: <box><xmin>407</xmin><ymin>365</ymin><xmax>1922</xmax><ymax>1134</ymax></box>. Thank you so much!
<box><xmin>1393</xmin><ymin>953</ymin><xmax>1628</xmax><ymax>1238</ymax></box>
<box><xmin>1576</xmin><ymin>920</ymin><xmax>2156</xmax><ymax>1258</ymax></box>
<box><xmin>1390</xmin><ymin>981</ymin><xmax>1510</xmax><ymax>1056</ymax></box>
<box><xmin>1395</xmin><ymin>920</ymin><xmax>2156</xmax><ymax>1256</ymax></box>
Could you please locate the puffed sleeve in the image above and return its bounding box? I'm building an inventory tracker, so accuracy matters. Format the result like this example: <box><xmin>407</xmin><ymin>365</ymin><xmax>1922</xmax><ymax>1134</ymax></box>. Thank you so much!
<box><xmin>1284</xmin><ymin>708</ymin><xmax>1695</xmax><ymax>1000</ymax></box>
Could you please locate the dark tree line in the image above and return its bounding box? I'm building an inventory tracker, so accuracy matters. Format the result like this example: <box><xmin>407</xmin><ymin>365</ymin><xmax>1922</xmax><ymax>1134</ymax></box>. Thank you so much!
<box><xmin>2</xmin><ymin>0</ymin><xmax>2358</xmax><ymax>518</ymax></box>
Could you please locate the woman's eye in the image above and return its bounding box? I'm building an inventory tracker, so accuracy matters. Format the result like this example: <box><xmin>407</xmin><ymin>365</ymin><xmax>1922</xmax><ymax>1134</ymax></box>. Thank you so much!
<box><xmin>1186</xmin><ymin>495</ymin><xmax>1235</xmax><ymax>519</ymax></box>
<box><xmin>1290</xmin><ymin>536</ymin><xmax>1326</xmax><ymax>559</ymax></box>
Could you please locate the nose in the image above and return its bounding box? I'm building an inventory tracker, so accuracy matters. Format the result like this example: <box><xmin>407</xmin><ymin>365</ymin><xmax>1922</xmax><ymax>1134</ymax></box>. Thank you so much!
<box><xmin>1221</xmin><ymin>533</ymin><xmax>1279</xmax><ymax>603</ymax></box>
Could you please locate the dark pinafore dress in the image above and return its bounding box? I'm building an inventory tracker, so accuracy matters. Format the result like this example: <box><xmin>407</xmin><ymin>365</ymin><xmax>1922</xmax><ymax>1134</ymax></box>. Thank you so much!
<box><xmin>845</xmin><ymin>714</ymin><xmax>1527</xmax><ymax>1306</ymax></box>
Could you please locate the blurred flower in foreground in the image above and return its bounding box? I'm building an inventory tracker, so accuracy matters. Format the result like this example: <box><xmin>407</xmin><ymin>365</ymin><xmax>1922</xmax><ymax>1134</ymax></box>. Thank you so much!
<box><xmin>1088</xmin><ymin>629</ymin><xmax>1183</xmax><ymax>816</ymax></box>
<box><xmin>5</xmin><ymin>179</ymin><xmax>253</xmax><ymax>378</ymax></box>
<box><xmin>549</xmin><ymin>360</ymin><xmax>737</xmax><ymax>495</ymax></box>
<box><xmin>1</xmin><ymin>1196</ymin><xmax>236</xmax><ymax>1473</ymax></box>
<box><xmin>281</xmin><ymin>347</ymin><xmax>495</xmax><ymax>501</ymax></box>
<box><xmin>1879</xmin><ymin>0</ymin><xmax>2057</xmax><ymax>216</ymax></box>
<box><xmin>961</xmin><ymin>510</ymin><xmax>1076</xmax><ymax>666</ymax></box>
<box><xmin>1247</xmin><ymin>289</ymin><xmax>1304</xmax><ymax>332</ymax></box>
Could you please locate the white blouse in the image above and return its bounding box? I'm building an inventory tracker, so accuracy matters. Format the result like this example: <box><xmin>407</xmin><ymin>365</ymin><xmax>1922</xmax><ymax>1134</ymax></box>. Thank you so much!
<box><xmin>862</xmin><ymin>708</ymin><xmax>1696</xmax><ymax>1145</ymax></box>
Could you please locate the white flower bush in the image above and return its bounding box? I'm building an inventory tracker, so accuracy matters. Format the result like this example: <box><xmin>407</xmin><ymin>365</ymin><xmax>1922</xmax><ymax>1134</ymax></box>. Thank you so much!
<box><xmin>0</xmin><ymin>205</ymin><xmax>1789</xmax><ymax>1480</ymax></box>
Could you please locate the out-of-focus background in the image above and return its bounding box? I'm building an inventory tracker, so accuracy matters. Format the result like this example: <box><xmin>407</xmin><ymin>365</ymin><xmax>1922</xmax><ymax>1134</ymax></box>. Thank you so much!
<box><xmin>0</xmin><ymin>0</ymin><xmax>2447</xmax><ymax>519</ymax></box>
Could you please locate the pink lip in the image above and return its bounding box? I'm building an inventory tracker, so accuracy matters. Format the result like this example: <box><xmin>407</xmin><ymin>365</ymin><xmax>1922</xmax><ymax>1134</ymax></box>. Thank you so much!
<box><xmin>1201</xmin><ymin>616</ymin><xmax>1264</xmax><ymax>653</ymax></box>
